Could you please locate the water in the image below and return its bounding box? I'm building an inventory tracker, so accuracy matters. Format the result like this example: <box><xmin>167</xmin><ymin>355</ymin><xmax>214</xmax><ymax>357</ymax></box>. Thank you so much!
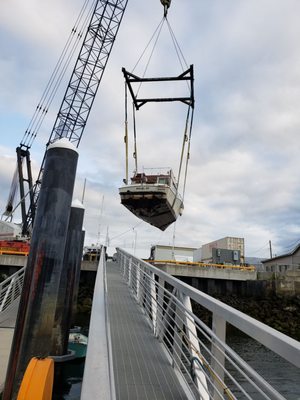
<box><xmin>227</xmin><ymin>334</ymin><xmax>300</xmax><ymax>400</ymax></box>
<box><xmin>52</xmin><ymin>316</ymin><xmax>89</xmax><ymax>400</ymax></box>
<box><xmin>52</xmin><ymin>359</ymin><xmax>85</xmax><ymax>400</ymax></box>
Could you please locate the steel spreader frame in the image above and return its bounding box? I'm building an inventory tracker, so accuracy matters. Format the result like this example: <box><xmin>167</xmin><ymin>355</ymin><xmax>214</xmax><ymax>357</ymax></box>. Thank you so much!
<box><xmin>122</xmin><ymin>65</ymin><xmax>194</xmax><ymax>110</ymax></box>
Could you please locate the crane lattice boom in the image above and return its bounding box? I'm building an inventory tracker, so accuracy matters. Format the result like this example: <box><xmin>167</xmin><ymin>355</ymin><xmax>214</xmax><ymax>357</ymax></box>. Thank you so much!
<box><xmin>22</xmin><ymin>0</ymin><xmax>128</xmax><ymax>235</ymax></box>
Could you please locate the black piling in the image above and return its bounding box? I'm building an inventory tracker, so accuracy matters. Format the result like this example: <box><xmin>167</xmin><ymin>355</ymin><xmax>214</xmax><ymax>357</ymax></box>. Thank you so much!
<box><xmin>72</xmin><ymin>229</ymin><xmax>85</xmax><ymax>324</ymax></box>
<box><xmin>3</xmin><ymin>139</ymin><xmax>78</xmax><ymax>399</ymax></box>
<box><xmin>58</xmin><ymin>200</ymin><xmax>85</xmax><ymax>355</ymax></box>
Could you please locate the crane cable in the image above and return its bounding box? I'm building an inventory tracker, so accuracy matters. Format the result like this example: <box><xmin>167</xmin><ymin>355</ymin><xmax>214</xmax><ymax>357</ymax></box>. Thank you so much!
<box><xmin>124</xmin><ymin>17</ymin><xmax>165</xmax><ymax>181</ymax></box>
<box><xmin>3</xmin><ymin>0</ymin><xmax>96</xmax><ymax>219</ymax></box>
<box><xmin>182</xmin><ymin>107</ymin><xmax>194</xmax><ymax>202</ymax></box>
<box><xmin>20</xmin><ymin>0</ymin><xmax>95</xmax><ymax>149</ymax></box>
<box><xmin>132</xmin><ymin>104</ymin><xmax>138</xmax><ymax>174</ymax></box>
<box><xmin>165</xmin><ymin>16</ymin><xmax>194</xmax><ymax>202</ymax></box>
<box><xmin>124</xmin><ymin>83</ymin><xmax>129</xmax><ymax>184</ymax></box>
<box><xmin>133</xmin><ymin>17</ymin><xmax>165</xmax><ymax>97</ymax></box>
<box><xmin>175</xmin><ymin>105</ymin><xmax>194</xmax><ymax>204</ymax></box>
<box><xmin>125</xmin><ymin>5</ymin><xmax>194</xmax><ymax>202</ymax></box>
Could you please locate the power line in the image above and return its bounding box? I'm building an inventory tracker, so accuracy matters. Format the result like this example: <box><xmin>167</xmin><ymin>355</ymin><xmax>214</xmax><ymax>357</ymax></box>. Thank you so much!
<box><xmin>109</xmin><ymin>221</ymin><xmax>143</xmax><ymax>243</ymax></box>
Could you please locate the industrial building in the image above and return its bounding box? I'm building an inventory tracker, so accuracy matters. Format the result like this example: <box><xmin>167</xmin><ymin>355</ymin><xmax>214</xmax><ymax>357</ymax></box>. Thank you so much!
<box><xmin>200</xmin><ymin>236</ymin><xmax>245</xmax><ymax>264</ymax></box>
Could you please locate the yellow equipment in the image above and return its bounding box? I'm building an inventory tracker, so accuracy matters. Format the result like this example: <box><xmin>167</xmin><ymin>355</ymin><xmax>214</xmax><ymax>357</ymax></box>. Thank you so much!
<box><xmin>17</xmin><ymin>357</ymin><xmax>54</xmax><ymax>400</ymax></box>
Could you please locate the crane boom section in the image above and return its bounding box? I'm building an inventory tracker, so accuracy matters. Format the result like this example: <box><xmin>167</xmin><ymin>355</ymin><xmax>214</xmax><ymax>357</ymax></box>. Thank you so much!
<box><xmin>51</xmin><ymin>0</ymin><xmax>128</xmax><ymax>147</ymax></box>
<box><xmin>22</xmin><ymin>0</ymin><xmax>128</xmax><ymax>235</ymax></box>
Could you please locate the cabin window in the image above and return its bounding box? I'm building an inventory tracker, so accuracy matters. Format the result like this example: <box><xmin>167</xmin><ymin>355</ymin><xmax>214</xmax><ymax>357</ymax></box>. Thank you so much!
<box><xmin>158</xmin><ymin>177</ymin><xmax>169</xmax><ymax>185</ymax></box>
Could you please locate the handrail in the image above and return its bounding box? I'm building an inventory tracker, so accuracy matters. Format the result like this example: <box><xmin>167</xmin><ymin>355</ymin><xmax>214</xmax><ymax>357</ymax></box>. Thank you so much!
<box><xmin>0</xmin><ymin>267</ymin><xmax>25</xmax><ymax>314</ymax></box>
<box><xmin>127</xmin><ymin>252</ymin><xmax>300</xmax><ymax>367</ymax></box>
<box><xmin>81</xmin><ymin>247</ymin><xmax>116</xmax><ymax>400</ymax></box>
<box><xmin>117</xmin><ymin>248</ymin><xmax>300</xmax><ymax>400</ymax></box>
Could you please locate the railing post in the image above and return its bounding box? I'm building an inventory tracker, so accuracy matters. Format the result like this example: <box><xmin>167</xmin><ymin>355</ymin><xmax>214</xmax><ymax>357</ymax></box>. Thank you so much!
<box><xmin>139</xmin><ymin>265</ymin><xmax>145</xmax><ymax>308</ymax></box>
<box><xmin>211</xmin><ymin>313</ymin><xmax>226</xmax><ymax>400</ymax></box>
<box><xmin>119</xmin><ymin>253</ymin><xmax>124</xmax><ymax>276</ymax></box>
<box><xmin>150</xmin><ymin>272</ymin><xmax>157</xmax><ymax>334</ymax></box>
<box><xmin>157</xmin><ymin>287</ymin><xmax>176</xmax><ymax>344</ymax></box>
<box><xmin>124</xmin><ymin>255</ymin><xmax>128</xmax><ymax>279</ymax></box>
<box><xmin>142</xmin><ymin>269</ymin><xmax>148</xmax><ymax>313</ymax></box>
<box><xmin>123</xmin><ymin>254</ymin><xmax>127</xmax><ymax>278</ymax></box>
<box><xmin>136</xmin><ymin>262</ymin><xmax>140</xmax><ymax>302</ymax></box>
<box><xmin>155</xmin><ymin>277</ymin><xmax>165</xmax><ymax>341</ymax></box>
<box><xmin>181</xmin><ymin>294</ymin><xmax>209</xmax><ymax>400</ymax></box>
<box><xmin>173</xmin><ymin>291</ymin><xmax>184</xmax><ymax>369</ymax></box>
<box><xmin>12</xmin><ymin>276</ymin><xmax>16</xmax><ymax>302</ymax></box>
<box><xmin>128</xmin><ymin>257</ymin><xmax>132</xmax><ymax>288</ymax></box>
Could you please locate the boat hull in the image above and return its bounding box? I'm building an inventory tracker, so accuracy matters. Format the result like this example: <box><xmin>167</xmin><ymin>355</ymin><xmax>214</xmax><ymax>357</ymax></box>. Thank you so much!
<box><xmin>119</xmin><ymin>184</ymin><xmax>183</xmax><ymax>231</ymax></box>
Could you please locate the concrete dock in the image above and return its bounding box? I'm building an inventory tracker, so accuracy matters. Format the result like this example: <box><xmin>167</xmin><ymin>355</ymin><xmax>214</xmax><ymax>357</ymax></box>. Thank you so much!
<box><xmin>0</xmin><ymin>299</ymin><xmax>18</xmax><ymax>392</ymax></box>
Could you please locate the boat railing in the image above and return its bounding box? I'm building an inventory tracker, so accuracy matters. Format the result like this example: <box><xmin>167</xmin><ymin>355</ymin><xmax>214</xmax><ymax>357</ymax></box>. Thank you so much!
<box><xmin>117</xmin><ymin>248</ymin><xmax>300</xmax><ymax>400</ymax></box>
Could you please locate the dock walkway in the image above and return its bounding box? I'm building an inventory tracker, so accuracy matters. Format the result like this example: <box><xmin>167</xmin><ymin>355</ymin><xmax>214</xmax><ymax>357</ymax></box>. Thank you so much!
<box><xmin>0</xmin><ymin>328</ymin><xmax>14</xmax><ymax>391</ymax></box>
<box><xmin>0</xmin><ymin>302</ymin><xmax>17</xmax><ymax>391</ymax></box>
<box><xmin>107</xmin><ymin>261</ymin><xmax>188</xmax><ymax>400</ymax></box>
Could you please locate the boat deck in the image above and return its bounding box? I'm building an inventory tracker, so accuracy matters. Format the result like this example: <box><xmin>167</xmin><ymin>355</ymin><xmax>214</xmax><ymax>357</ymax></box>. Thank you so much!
<box><xmin>107</xmin><ymin>261</ymin><xmax>188</xmax><ymax>400</ymax></box>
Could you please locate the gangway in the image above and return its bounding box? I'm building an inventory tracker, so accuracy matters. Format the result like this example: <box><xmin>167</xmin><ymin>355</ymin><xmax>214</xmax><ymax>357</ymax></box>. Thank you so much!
<box><xmin>83</xmin><ymin>248</ymin><xmax>300</xmax><ymax>399</ymax></box>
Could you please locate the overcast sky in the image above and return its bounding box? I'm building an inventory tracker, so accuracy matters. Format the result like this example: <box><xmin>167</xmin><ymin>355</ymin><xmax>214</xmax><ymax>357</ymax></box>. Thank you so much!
<box><xmin>1</xmin><ymin>0</ymin><xmax>300</xmax><ymax>259</ymax></box>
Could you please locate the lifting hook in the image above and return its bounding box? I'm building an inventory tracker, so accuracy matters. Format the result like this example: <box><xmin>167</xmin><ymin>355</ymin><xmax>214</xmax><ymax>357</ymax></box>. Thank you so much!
<box><xmin>160</xmin><ymin>0</ymin><xmax>171</xmax><ymax>17</ymax></box>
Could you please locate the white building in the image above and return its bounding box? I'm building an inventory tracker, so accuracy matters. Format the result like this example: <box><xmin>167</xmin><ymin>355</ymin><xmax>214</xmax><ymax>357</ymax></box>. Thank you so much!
<box><xmin>0</xmin><ymin>221</ymin><xmax>22</xmax><ymax>240</ymax></box>
<box><xmin>150</xmin><ymin>245</ymin><xmax>197</xmax><ymax>262</ymax></box>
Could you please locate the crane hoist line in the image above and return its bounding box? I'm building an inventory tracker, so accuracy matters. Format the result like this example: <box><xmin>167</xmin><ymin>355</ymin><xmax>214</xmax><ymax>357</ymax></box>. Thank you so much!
<box><xmin>119</xmin><ymin>7</ymin><xmax>194</xmax><ymax>231</ymax></box>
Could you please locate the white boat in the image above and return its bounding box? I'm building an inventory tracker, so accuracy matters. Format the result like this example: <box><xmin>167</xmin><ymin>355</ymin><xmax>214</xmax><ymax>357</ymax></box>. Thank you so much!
<box><xmin>119</xmin><ymin>170</ymin><xmax>183</xmax><ymax>231</ymax></box>
<box><xmin>68</xmin><ymin>332</ymin><xmax>88</xmax><ymax>359</ymax></box>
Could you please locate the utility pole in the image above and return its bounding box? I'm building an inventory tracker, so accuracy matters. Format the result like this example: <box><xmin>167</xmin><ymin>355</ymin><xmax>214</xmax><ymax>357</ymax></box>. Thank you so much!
<box><xmin>269</xmin><ymin>240</ymin><xmax>273</xmax><ymax>259</ymax></box>
<box><xmin>81</xmin><ymin>178</ymin><xmax>87</xmax><ymax>204</ymax></box>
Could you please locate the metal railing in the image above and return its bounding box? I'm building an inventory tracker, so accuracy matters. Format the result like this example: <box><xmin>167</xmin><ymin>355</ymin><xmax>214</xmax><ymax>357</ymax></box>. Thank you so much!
<box><xmin>0</xmin><ymin>267</ymin><xmax>25</xmax><ymax>314</ymax></box>
<box><xmin>117</xmin><ymin>248</ymin><xmax>300</xmax><ymax>400</ymax></box>
<box><xmin>81</xmin><ymin>247</ymin><xmax>116</xmax><ymax>400</ymax></box>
